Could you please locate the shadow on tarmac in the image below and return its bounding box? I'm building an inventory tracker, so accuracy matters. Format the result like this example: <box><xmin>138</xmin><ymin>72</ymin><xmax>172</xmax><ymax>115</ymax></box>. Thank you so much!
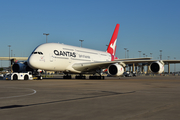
<box><xmin>0</xmin><ymin>90</ymin><xmax>135</xmax><ymax>110</ymax></box>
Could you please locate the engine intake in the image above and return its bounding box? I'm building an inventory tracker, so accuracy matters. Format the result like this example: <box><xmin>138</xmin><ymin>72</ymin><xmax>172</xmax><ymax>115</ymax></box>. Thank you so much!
<box><xmin>108</xmin><ymin>63</ymin><xmax>124</xmax><ymax>76</ymax></box>
<box><xmin>150</xmin><ymin>61</ymin><xmax>164</xmax><ymax>74</ymax></box>
<box><xmin>12</xmin><ymin>62</ymin><xmax>33</xmax><ymax>72</ymax></box>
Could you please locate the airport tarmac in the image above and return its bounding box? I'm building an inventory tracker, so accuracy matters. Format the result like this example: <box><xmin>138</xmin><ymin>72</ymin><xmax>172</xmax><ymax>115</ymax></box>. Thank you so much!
<box><xmin>0</xmin><ymin>76</ymin><xmax>180</xmax><ymax>120</ymax></box>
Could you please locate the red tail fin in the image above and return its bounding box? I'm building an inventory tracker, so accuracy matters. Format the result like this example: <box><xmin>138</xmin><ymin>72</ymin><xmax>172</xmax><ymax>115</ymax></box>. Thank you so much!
<box><xmin>106</xmin><ymin>24</ymin><xmax>120</xmax><ymax>55</ymax></box>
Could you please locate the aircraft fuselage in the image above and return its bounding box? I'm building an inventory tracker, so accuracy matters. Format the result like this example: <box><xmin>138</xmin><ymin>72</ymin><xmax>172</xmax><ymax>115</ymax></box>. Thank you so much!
<box><xmin>28</xmin><ymin>43</ymin><xmax>112</xmax><ymax>73</ymax></box>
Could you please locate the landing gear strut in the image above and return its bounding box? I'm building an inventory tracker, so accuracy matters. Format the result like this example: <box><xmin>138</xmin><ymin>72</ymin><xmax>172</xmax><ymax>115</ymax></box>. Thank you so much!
<box><xmin>75</xmin><ymin>74</ymin><xmax>86</xmax><ymax>79</ymax></box>
<box><xmin>89</xmin><ymin>69</ymin><xmax>105</xmax><ymax>79</ymax></box>
<box><xmin>89</xmin><ymin>76</ymin><xmax>105</xmax><ymax>79</ymax></box>
<box><xmin>63</xmin><ymin>74</ymin><xmax>72</xmax><ymax>79</ymax></box>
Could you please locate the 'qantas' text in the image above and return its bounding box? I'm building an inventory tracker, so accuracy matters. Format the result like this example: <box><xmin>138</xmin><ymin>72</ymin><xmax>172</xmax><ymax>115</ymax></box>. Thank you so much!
<box><xmin>54</xmin><ymin>50</ymin><xmax>76</xmax><ymax>57</ymax></box>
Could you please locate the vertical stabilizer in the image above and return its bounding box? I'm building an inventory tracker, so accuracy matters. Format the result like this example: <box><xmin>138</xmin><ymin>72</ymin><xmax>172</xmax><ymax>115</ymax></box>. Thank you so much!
<box><xmin>106</xmin><ymin>24</ymin><xmax>120</xmax><ymax>56</ymax></box>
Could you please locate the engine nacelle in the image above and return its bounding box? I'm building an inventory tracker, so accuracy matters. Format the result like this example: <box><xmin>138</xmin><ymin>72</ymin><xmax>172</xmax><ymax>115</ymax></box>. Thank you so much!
<box><xmin>12</xmin><ymin>62</ymin><xmax>33</xmax><ymax>72</ymax></box>
<box><xmin>150</xmin><ymin>61</ymin><xmax>164</xmax><ymax>74</ymax></box>
<box><xmin>108</xmin><ymin>63</ymin><xmax>124</xmax><ymax>76</ymax></box>
<box><xmin>12</xmin><ymin>62</ymin><xmax>26</xmax><ymax>72</ymax></box>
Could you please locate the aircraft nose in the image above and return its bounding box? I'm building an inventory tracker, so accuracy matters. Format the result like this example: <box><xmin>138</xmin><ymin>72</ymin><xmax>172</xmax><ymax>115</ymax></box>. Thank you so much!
<box><xmin>27</xmin><ymin>55</ymin><xmax>39</xmax><ymax>69</ymax></box>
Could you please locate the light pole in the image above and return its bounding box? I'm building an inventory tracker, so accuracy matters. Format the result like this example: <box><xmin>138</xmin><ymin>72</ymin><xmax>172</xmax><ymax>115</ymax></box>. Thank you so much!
<box><xmin>138</xmin><ymin>51</ymin><xmax>141</xmax><ymax>57</ymax></box>
<box><xmin>127</xmin><ymin>50</ymin><xmax>129</xmax><ymax>58</ymax></box>
<box><xmin>124</xmin><ymin>48</ymin><xmax>127</xmax><ymax>58</ymax></box>
<box><xmin>42</xmin><ymin>33</ymin><xmax>49</xmax><ymax>79</ymax></box>
<box><xmin>160</xmin><ymin>50</ymin><xmax>162</xmax><ymax>60</ymax></box>
<box><xmin>106</xmin><ymin>45</ymin><xmax>108</xmax><ymax>48</ymax></box>
<box><xmin>174</xmin><ymin>57</ymin><xmax>176</xmax><ymax>73</ymax></box>
<box><xmin>79</xmin><ymin>40</ymin><xmax>84</xmax><ymax>47</ymax></box>
<box><xmin>11</xmin><ymin>50</ymin><xmax>13</xmax><ymax>57</ymax></box>
<box><xmin>143</xmin><ymin>53</ymin><xmax>145</xmax><ymax>57</ymax></box>
<box><xmin>8</xmin><ymin>45</ymin><xmax>11</xmax><ymax>61</ymax></box>
<box><xmin>43</xmin><ymin>33</ymin><xmax>49</xmax><ymax>43</ymax></box>
<box><xmin>150</xmin><ymin>53</ymin><xmax>152</xmax><ymax>58</ymax></box>
<box><xmin>8</xmin><ymin>45</ymin><xmax>11</xmax><ymax>72</ymax></box>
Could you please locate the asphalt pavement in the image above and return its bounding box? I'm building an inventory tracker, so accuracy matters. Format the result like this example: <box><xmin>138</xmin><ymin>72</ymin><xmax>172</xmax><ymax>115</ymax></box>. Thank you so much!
<box><xmin>0</xmin><ymin>76</ymin><xmax>180</xmax><ymax>120</ymax></box>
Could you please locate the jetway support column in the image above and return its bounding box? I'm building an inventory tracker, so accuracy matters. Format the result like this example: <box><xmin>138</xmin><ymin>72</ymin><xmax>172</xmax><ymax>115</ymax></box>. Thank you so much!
<box><xmin>168</xmin><ymin>63</ymin><xmax>170</xmax><ymax>74</ymax></box>
<box><xmin>148</xmin><ymin>65</ymin><xmax>150</xmax><ymax>74</ymax></box>
<box><xmin>139</xmin><ymin>66</ymin><xmax>141</xmax><ymax>73</ymax></box>
<box><xmin>142</xmin><ymin>66</ymin><xmax>144</xmax><ymax>73</ymax></box>
<box><xmin>147</xmin><ymin>65</ymin><xmax>150</xmax><ymax>74</ymax></box>
<box><xmin>129</xmin><ymin>66</ymin><xmax>131</xmax><ymax>72</ymax></box>
<box><xmin>132</xmin><ymin>63</ymin><xmax>135</xmax><ymax>73</ymax></box>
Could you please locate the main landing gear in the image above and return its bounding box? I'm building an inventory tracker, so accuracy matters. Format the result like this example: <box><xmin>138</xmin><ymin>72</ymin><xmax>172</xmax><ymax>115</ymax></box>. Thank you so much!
<box><xmin>75</xmin><ymin>74</ymin><xmax>86</xmax><ymax>79</ymax></box>
<box><xmin>63</xmin><ymin>75</ymin><xmax>72</xmax><ymax>79</ymax></box>
<box><xmin>89</xmin><ymin>76</ymin><xmax>105</xmax><ymax>79</ymax></box>
<box><xmin>63</xmin><ymin>74</ymin><xmax>87</xmax><ymax>79</ymax></box>
<box><xmin>62</xmin><ymin>74</ymin><xmax>105</xmax><ymax>79</ymax></box>
<box><xmin>89</xmin><ymin>70</ymin><xmax>105</xmax><ymax>79</ymax></box>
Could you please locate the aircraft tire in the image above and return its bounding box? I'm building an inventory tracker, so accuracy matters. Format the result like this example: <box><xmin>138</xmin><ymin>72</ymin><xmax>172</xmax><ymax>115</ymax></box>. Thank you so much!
<box><xmin>75</xmin><ymin>76</ymin><xmax>86</xmax><ymax>79</ymax></box>
<box><xmin>38</xmin><ymin>76</ymin><xmax>43</xmax><ymax>80</ymax></box>
<box><xmin>89</xmin><ymin>76</ymin><xmax>104</xmax><ymax>79</ymax></box>
<box><xmin>63</xmin><ymin>76</ymin><xmax>72</xmax><ymax>79</ymax></box>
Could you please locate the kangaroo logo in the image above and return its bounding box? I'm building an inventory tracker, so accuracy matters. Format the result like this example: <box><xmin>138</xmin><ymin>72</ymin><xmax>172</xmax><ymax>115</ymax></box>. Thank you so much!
<box><xmin>110</xmin><ymin>39</ymin><xmax>117</xmax><ymax>55</ymax></box>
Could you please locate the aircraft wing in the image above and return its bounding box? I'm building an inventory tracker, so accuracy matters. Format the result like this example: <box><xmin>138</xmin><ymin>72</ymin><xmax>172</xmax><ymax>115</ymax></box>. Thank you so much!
<box><xmin>114</xmin><ymin>59</ymin><xmax>180</xmax><ymax>65</ymax></box>
<box><xmin>0</xmin><ymin>57</ymin><xmax>28</xmax><ymax>61</ymax></box>
<box><xmin>122</xmin><ymin>60</ymin><xmax>180</xmax><ymax>64</ymax></box>
<box><xmin>72</xmin><ymin>59</ymin><xmax>152</xmax><ymax>72</ymax></box>
<box><xmin>114</xmin><ymin>57</ymin><xmax>152</xmax><ymax>61</ymax></box>
<box><xmin>162</xmin><ymin>60</ymin><xmax>180</xmax><ymax>64</ymax></box>
<box><xmin>72</xmin><ymin>61</ymin><xmax>119</xmax><ymax>72</ymax></box>
<box><xmin>72</xmin><ymin>59</ymin><xmax>180</xmax><ymax>72</ymax></box>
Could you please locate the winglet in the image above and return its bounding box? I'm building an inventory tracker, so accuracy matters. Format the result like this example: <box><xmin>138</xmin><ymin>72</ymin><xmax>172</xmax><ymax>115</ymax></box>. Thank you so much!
<box><xmin>106</xmin><ymin>24</ymin><xmax>120</xmax><ymax>56</ymax></box>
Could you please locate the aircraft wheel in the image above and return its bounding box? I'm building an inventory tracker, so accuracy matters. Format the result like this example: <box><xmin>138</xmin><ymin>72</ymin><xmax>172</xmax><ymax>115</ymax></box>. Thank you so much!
<box><xmin>89</xmin><ymin>76</ymin><xmax>104</xmax><ymax>79</ymax></box>
<box><xmin>63</xmin><ymin>76</ymin><xmax>72</xmax><ymax>79</ymax></box>
<box><xmin>38</xmin><ymin>76</ymin><xmax>43</xmax><ymax>80</ymax></box>
<box><xmin>75</xmin><ymin>76</ymin><xmax>86</xmax><ymax>79</ymax></box>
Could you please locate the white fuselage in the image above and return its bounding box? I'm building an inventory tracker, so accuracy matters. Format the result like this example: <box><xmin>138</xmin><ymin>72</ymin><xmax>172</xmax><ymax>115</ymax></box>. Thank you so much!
<box><xmin>28</xmin><ymin>43</ymin><xmax>112</xmax><ymax>73</ymax></box>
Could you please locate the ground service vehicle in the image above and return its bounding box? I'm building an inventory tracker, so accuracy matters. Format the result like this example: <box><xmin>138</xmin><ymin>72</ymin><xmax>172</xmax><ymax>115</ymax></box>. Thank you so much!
<box><xmin>3</xmin><ymin>72</ymin><xmax>34</xmax><ymax>80</ymax></box>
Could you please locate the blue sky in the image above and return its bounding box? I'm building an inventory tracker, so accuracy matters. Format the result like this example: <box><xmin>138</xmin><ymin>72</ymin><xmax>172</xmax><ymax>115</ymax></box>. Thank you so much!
<box><xmin>0</xmin><ymin>0</ymin><xmax>180</xmax><ymax>72</ymax></box>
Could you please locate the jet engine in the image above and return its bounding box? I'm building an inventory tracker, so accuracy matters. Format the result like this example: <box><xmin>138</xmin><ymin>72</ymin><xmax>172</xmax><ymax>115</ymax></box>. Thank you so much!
<box><xmin>150</xmin><ymin>61</ymin><xmax>164</xmax><ymax>74</ymax></box>
<box><xmin>108</xmin><ymin>63</ymin><xmax>125</xmax><ymax>76</ymax></box>
<box><xmin>12</xmin><ymin>62</ymin><xmax>33</xmax><ymax>72</ymax></box>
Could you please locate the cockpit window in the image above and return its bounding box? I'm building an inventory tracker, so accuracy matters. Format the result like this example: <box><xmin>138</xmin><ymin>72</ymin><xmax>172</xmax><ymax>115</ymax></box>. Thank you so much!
<box><xmin>32</xmin><ymin>51</ymin><xmax>43</xmax><ymax>55</ymax></box>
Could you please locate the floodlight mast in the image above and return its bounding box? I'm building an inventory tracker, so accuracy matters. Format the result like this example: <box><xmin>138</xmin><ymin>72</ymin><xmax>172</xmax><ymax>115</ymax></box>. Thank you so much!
<box><xmin>43</xmin><ymin>33</ymin><xmax>49</xmax><ymax>43</ymax></box>
<box><xmin>138</xmin><ymin>51</ymin><xmax>141</xmax><ymax>57</ymax></box>
<box><xmin>79</xmin><ymin>40</ymin><xmax>84</xmax><ymax>47</ymax></box>
<box><xmin>8</xmin><ymin>45</ymin><xmax>11</xmax><ymax>72</ymax></box>
<box><xmin>124</xmin><ymin>48</ymin><xmax>127</xmax><ymax>58</ymax></box>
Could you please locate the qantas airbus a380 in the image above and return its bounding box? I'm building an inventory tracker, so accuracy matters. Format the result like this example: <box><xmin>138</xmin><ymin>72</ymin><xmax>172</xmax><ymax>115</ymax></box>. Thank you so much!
<box><xmin>28</xmin><ymin>24</ymin><xmax>122</xmax><ymax>79</ymax></box>
<box><xmin>5</xmin><ymin>24</ymin><xmax>180</xmax><ymax>79</ymax></box>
